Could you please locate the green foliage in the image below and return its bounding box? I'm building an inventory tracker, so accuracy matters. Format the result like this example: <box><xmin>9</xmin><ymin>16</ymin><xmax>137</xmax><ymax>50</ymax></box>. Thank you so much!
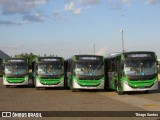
<box><xmin>14</xmin><ymin>53</ymin><xmax>37</xmax><ymax>69</ymax></box>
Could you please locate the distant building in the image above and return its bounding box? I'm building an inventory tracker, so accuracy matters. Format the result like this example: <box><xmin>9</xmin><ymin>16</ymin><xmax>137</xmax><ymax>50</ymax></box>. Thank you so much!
<box><xmin>0</xmin><ymin>50</ymin><xmax>10</xmax><ymax>59</ymax></box>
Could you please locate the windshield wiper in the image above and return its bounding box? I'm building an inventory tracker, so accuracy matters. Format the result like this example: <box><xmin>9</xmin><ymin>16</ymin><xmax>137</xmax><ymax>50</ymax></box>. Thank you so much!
<box><xmin>93</xmin><ymin>64</ymin><xmax>101</xmax><ymax>76</ymax></box>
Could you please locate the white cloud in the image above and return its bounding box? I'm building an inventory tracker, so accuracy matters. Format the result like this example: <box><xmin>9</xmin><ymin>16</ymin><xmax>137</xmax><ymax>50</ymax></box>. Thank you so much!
<box><xmin>0</xmin><ymin>0</ymin><xmax>48</xmax><ymax>15</ymax></box>
<box><xmin>64</xmin><ymin>2</ymin><xmax>75</xmax><ymax>11</ymax></box>
<box><xmin>63</xmin><ymin>0</ymin><xmax>100</xmax><ymax>15</ymax></box>
<box><xmin>96</xmin><ymin>47</ymin><xmax>107</xmax><ymax>55</ymax></box>
<box><xmin>79</xmin><ymin>0</ymin><xmax>100</xmax><ymax>5</ymax></box>
<box><xmin>121</xmin><ymin>0</ymin><xmax>129</xmax><ymax>4</ymax></box>
<box><xmin>64</xmin><ymin>1</ymin><xmax>83</xmax><ymax>15</ymax></box>
<box><xmin>0</xmin><ymin>0</ymin><xmax>48</xmax><ymax>25</ymax></box>
<box><xmin>52</xmin><ymin>10</ymin><xmax>64</xmax><ymax>20</ymax></box>
<box><xmin>0</xmin><ymin>20</ymin><xmax>27</xmax><ymax>25</ymax></box>
<box><xmin>73</xmin><ymin>8</ymin><xmax>82</xmax><ymax>15</ymax></box>
<box><xmin>23</xmin><ymin>12</ymin><xmax>46</xmax><ymax>22</ymax></box>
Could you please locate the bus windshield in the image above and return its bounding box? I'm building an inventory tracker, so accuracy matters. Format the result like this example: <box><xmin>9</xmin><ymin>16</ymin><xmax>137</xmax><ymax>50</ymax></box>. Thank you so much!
<box><xmin>5</xmin><ymin>63</ymin><xmax>28</xmax><ymax>75</ymax></box>
<box><xmin>75</xmin><ymin>61</ymin><xmax>104</xmax><ymax>76</ymax></box>
<box><xmin>38</xmin><ymin>62</ymin><xmax>63</xmax><ymax>76</ymax></box>
<box><xmin>124</xmin><ymin>59</ymin><xmax>157</xmax><ymax>76</ymax></box>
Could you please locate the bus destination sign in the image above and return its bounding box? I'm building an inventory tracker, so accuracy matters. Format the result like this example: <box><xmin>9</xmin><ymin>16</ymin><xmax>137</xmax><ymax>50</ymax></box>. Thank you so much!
<box><xmin>40</xmin><ymin>58</ymin><xmax>60</xmax><ymax>62</ymax></box>
<box><xmin>127</xmin><ymin>54</ymin><xmax>152</xmax><ymax>58</ymax></box>
<box><xmin>8</xmin><ymin>59</ymin><xmax>25</xmax><ymax>62</ymax></box>
<box><xmin>78</xmin><ymin>57</ymin><xmax>101</xmax><ymax>60</ymax></box>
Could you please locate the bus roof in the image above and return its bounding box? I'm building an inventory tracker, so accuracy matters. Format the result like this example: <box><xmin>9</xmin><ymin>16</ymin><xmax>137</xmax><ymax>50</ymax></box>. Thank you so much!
<box><xmin>105</xmin><ymin>51</ymin><xmax>156</xmax><ymax>59</ymax></box>
<box><xmin>33</xmin><ymin>56</ymin><xmax>64</xmax><ymax>63</ymax></box>
<box><xmin>66</xmin><ymin>54</ymin><xmax>103</xmax><ymax>61</ymax></box>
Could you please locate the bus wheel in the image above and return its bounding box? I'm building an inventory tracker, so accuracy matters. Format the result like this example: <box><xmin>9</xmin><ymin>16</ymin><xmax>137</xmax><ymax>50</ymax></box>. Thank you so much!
<box><xmin>117</xmin><ymin>86</ymin><xmax>124</xmax><ymax>95</ymax></box>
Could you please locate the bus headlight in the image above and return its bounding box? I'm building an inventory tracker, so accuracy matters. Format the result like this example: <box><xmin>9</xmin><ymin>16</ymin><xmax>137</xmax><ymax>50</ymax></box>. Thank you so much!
<box><xmin>25</xmin><ymin>77</ymin><xmax>28</xmax><ymax>80</ymax></box>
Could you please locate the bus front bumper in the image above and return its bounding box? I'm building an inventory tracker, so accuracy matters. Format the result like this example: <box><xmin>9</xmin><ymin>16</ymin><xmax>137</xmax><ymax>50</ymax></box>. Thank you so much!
<box><xmin>36</xmin><ymin>79</ymin><xmax>64</xmax><ymax>87</ymax></box>
<box><xmin>73</xmin><ymin>79</ymin><xmax>105</xmax><ymax>89</ymax></box>
<box><xmin>3</xmin><ymin>77</ymin><xmax>29</xmax><ymax>85</ymax></box>
<box><xmin>123</xmin><ymin>80</ymin><xmax>158</xmax><ymax>92</ymax></box>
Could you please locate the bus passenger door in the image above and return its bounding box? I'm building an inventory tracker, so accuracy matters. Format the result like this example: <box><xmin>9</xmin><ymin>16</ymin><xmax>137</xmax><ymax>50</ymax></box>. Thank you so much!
<box><xmin>116</xmin><ymin>60</ymin><xmax>124</xmax><ymax>94</ymax></box>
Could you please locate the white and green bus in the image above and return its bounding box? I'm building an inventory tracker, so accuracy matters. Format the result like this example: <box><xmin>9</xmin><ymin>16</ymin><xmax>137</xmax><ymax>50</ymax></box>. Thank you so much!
<box><xmin>66</xmin><ymin>55</ymin><xmax>105</xmax><ymax>91</ymax></box>
<box><xmin>105</xmin><ymin>51</ymin><xmax>158</xmax><ymax>95</ymax></box>
<box><xmin>32</xmin><ymin>57</ymin><xmax>65</xmax><ymax>89</ymax></box>
<box><xmin>3</xmin><ymin>58</ymin><xmax>29</xmax><ymax>87</ymax></box>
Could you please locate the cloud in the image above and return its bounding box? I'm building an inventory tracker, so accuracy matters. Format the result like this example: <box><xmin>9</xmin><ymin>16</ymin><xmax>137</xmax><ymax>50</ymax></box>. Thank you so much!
<box><xmin>52</xmin><ymin>10</ymin><xmax>64</xmax><ymax>20</ymax></box>
<box><xmin>0</xmin><ymin>20</ymin><xmax>27</xmax><ymax>25</ymax></box>
<box><xmin>64</xmin><ymin>1</ymin><xmax>83</xmax><ymax>15</ymax></box>
<box><xmin>0</xmin><ymin>0</ymin><xmax>48</xmax><ymax>15</ymax></box>
<box><xmin>73</xmin><ymin>8</ymin><xmax>82</xmax><ymax>15</ymax></box>
<box><xmin>147</xmin><ymin>0</ymin><xmax>160</xmax><ymax>5</ymax></box>
<box><xmin>108</xmin><ymin>0</ymin><xmax>130</xmax><ymax>10</ymax></box>
<box><xmin>23</xmin><ymin>13</ymin><xmax>46</xmax><ymax>22</ymax></box>
<box><xmin>64</xmin><ymin>2</ymin><xmax>75</xmax><ymax>11</ymax></box>
<box><xmin>121</xmin><ymin>0</ymin><xmax>129</xmax><ymax>4</ymax></box>
<box><xmin>96</xmin><ymin>47</ymin><xmax>107</xmax><ymax>55</ymax></box>
<box><xmin>0</xmin><ymin>0</ymin><xmax>49</xmax><ymax>25</ymax></box>
<box><xmin>63</xmin><ymin>0</ymin><xmax>100</xmax><ymax>15</ymax></box>
<box><xmin>79</xmin><ymin>0</ymin><xmax>100</xmax><ymax>5</ymax></box>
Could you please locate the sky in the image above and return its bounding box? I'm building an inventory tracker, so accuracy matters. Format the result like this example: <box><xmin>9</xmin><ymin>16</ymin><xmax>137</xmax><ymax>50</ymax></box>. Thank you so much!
<box><xmin>0</xmin><ymin>0</ymin><xmax>160</xmax><ymax>58</ymax></box>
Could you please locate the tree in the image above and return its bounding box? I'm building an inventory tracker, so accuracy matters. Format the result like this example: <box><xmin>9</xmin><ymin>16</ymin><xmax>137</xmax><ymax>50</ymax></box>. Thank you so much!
<box><xmin>15</xmin><ymin>53</ymin><xmax>37</xmax><ymax>69</ymax></box>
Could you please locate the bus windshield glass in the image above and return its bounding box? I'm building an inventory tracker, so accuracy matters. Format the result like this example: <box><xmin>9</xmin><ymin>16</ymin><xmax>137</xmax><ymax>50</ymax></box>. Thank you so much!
<box><xmin>75</xmin><ymin>61</ymin><xmax>103</xmax><ymax>76</ymax></box>
<box><xmin>5</xmin><ymin>63</ymin><xmax>28</xmax><ymax>75</ymax></box>
<box><xmin>124</xmin><ymin>59</ymin><xmax>157</xmax><ymax>76</ymax></box>
<box><xmin>38</xmin><ymin>62</ymin><xmax>63</xmax><ymax>76</ymax></box>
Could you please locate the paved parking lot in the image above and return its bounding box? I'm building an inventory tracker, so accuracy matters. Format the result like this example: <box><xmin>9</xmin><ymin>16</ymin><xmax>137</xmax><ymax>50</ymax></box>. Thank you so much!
<box><xmin>0</xmin><ymin>78</ymin><xmax>160</xmax><ymax>120</ymax></box>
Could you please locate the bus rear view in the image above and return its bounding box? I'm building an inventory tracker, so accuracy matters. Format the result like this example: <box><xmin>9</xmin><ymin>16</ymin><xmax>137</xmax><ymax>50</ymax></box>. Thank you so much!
<box><xmin>3</xmin><ymin>58</ymin><xmax>29</xmax><ymax>87</ymax></box>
